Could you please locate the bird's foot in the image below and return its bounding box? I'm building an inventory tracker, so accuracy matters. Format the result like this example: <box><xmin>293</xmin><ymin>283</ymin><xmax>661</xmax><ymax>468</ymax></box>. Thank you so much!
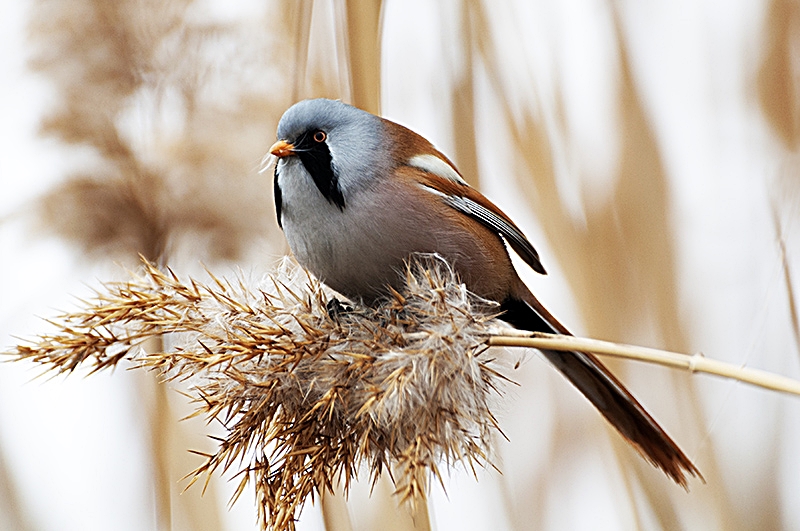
<box><xmin>326</xmin><ymin>297</ymin><xmax>353</xmax><ymax>319</ymax></box>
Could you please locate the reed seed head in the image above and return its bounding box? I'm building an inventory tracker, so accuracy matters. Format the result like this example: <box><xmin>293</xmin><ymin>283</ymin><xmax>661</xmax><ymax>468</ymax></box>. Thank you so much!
<box><xmin>9</xmin><ymin>255</ymin><xmax>516</xmax><ymax>531</ymax></box>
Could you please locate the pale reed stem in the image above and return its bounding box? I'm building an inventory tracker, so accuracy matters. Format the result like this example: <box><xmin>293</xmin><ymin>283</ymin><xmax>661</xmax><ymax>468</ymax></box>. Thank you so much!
<box><xmin>489</xmin><ymin>332</ymin><xmax>800</xmax><ymax>397</ymax></box>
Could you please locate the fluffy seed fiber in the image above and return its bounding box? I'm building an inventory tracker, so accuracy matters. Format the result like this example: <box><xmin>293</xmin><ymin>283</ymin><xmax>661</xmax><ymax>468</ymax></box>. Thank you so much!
<box><xmin>10</xmin><ymin>255</ymin><xmax>516</xmax><ymax>531</ymax></box>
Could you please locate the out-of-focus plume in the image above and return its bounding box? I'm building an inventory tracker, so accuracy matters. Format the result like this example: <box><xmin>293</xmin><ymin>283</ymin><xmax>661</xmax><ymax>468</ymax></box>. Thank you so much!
<box><xmin>26</xmin><ymin>0</ymin><xmax>291</xmax><ymax>263</ymax></box>
<box><xmin>758</xmin><ymin>0</ymin><xmax>800</xmax><ymax>148</ymax></box>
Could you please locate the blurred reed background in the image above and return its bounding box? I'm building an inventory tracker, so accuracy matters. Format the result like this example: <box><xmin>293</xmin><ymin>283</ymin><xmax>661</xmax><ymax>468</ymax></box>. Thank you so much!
<box><xmin>0</xmin><ymin>0</ymin><xmax>798</xmax><ymax>530</ymax></box>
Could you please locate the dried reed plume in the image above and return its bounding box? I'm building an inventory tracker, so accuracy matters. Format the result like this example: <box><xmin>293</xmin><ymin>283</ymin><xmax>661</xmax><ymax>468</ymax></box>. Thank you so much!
<box><xmin>10</xmin><ymin>255</ymin><xmax>513</xmax><ymax>531</ymax></box>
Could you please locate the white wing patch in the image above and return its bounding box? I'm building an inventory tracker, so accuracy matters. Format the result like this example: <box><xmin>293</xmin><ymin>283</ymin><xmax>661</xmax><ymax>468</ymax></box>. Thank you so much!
<box><xmin>408</xmin><ymin>154</ymin><xmax>467</xmax><ymax>185</ymax></box>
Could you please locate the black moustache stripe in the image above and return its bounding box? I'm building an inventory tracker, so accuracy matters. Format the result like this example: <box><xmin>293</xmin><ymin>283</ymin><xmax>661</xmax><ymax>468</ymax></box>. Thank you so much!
<box><xmin>273</xmin><ymin>166</ymin><xmax>283</xmax><ymax>229</ymax></box>
<box><xmin>295</xmin><ymin>131</ymin><xmax>345</xmax><ymax>210</ymax></box>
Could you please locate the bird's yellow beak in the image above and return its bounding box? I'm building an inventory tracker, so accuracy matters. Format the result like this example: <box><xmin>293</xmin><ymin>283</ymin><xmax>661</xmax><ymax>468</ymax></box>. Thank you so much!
<box><xmin>270</xmin><ymin>140</ymin><xmax>296</xmax><ymax>158</ymax></box>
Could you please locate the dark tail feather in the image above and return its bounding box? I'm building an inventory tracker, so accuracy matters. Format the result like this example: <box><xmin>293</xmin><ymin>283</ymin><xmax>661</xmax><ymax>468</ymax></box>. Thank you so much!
<box><xmin>501</xmin><ymin>296</ymin><xmax>701</xmax><ymax>487</ymax></box>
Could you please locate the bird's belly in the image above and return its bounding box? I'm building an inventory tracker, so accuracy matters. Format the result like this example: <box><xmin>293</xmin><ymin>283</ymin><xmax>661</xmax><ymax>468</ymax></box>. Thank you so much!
<box><xmin>282</xmin><ymin>189</ymin><xmax>415</xmax><ymax>302</ymax></box>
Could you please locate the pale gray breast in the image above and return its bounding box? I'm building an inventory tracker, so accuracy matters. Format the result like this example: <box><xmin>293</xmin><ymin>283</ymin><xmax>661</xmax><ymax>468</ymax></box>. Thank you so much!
<box><xmin>277</xmin><ymin>156</ymin><xmax>407</xmax><ymax>301</ymax></box>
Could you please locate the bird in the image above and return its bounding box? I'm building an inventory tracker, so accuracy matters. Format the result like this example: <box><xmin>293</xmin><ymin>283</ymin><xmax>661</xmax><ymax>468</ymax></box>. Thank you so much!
<box><xmin>268</xmin><ymin>98</ymin><xmax>701</xmax><ymax>487</ymax></box>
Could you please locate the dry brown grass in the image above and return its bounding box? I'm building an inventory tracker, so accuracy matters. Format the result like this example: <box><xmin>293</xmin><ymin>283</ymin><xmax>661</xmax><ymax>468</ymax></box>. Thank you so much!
<box><xmin>27</xmin><ymin>0</ymin><xmax>287</xmax><ymax>264</ymax></box>
<box><xmin>10</xmin><ymin>256</ymin><xmax>513</xmax><ymax>531</ymax></box>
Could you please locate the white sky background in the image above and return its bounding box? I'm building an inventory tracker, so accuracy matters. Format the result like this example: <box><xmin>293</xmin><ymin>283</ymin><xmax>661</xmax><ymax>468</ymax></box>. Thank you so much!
<box><xmin>1</xmin><ymin>0</ymin><xmax>800</xmax><ymax>530</ymax></box>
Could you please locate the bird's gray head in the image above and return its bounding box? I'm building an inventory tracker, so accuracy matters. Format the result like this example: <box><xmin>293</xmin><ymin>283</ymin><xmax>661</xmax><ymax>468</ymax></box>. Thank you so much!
<box><xmin>274</xmin><ymin>99</ymin><xmax>387</xmax><ymax>209</ymax></box>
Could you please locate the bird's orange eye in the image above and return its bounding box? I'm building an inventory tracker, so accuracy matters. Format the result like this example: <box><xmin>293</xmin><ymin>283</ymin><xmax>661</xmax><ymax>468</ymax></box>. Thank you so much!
<box><xmin>313</xmin><ymin>131</ymin><xmax>327</xmax><ymax>143</ymax></box>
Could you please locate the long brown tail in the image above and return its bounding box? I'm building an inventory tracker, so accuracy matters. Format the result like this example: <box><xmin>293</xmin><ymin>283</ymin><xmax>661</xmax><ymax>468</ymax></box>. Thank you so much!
<box><xmin>501</xmin><ymin>292</ymin><xmax>701</xmax><ymax>487</ymax></box>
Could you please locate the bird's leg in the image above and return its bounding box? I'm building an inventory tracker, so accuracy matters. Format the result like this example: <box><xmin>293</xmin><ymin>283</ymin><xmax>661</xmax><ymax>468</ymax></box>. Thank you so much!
<box><xmin>326</xmin><ymin>297</ymin><xmax>354</xmax><ymax>319</ymax></box>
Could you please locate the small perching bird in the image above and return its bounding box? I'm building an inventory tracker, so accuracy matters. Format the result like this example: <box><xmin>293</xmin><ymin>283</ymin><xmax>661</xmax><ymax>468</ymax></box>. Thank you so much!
<box><xmin>270</xmin><ymin>98</ymin><xmax>701</xmax><ymax>486</ymax></box>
